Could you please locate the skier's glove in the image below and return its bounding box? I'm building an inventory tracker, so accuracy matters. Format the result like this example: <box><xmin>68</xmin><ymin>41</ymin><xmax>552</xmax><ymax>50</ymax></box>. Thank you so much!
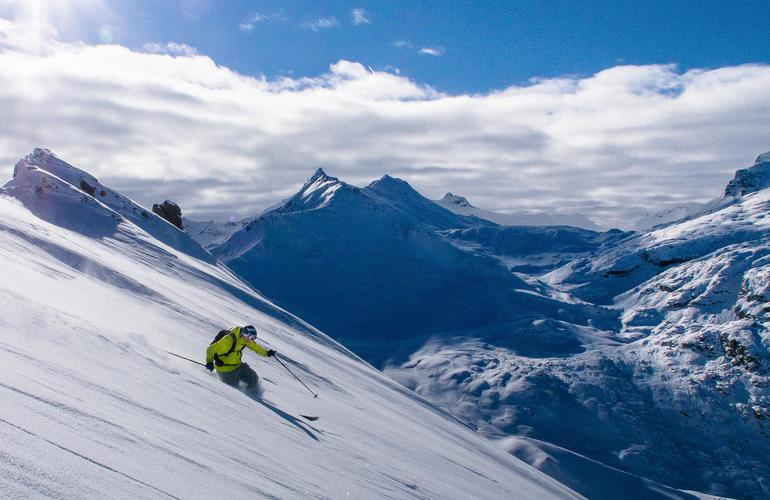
<box><xmin>205</xmin><ymin>362</ymin><xmax>214</xmax><ymax>371</ymax></box>
<box><xmin>267</xmin><ymin>349</ymin><xmax>276</xmax><ymax>357</ymax></box>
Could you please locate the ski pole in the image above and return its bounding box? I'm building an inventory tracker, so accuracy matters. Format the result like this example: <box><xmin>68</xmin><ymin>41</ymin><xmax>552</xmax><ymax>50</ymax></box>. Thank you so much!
<box><xmin>274</xmin><ymin>354</ymin><xmax>318</xmax><ymax>398</ymax></box>
<box><xmin>164</xmin><ymin>350</ymin><xmax>206</xmax><ymax>367</ymax></box>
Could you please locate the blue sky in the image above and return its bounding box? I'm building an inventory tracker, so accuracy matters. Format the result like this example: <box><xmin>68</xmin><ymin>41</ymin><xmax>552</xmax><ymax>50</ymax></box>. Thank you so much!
<box><xmin>0</xmin><ymin>1</ymin><xmax>769</xmax><ymax>228</ymax></box>
<box><xmin>10</xmin><ymin>0</ymin><xmax>770</xmax><ymax>93</ymax></box>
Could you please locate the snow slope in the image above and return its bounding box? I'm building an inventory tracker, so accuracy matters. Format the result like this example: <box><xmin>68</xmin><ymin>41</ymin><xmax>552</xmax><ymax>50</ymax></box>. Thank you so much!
<box><xmin>436</xmin><ymin>192</ymin><xmax>601</xmax><ymax>231</ymax></box>
<box><xmin>0</xmin><ymin>151</ymin><xmax>577</xmax><ymax>499</ymax></box>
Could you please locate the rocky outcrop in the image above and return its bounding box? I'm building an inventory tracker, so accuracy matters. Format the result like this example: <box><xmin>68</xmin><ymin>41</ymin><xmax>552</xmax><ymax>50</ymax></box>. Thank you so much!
<box><xmin>724</xmin><ymin>151</ymin><xmax>770</xmax><ymax>197</ymax></box>
<box><xmin>152</xmin><ymin>200</ymin><xmax>183</xmax><ymax>229</ymax></box>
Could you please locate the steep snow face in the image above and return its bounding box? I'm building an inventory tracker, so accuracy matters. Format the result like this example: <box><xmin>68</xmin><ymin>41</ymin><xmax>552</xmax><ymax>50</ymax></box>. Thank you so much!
<box><xmin>0</xmin><ymin>159</ymin><xmax>576</xmax><ymax>498</ymax></box>
<box><xmin>7</xmin><ymin>148</ymin><xmax>212</xmax><ymax>263</ymax></box>
<box><xmin>214</xmin><ymin>170</ymin><xmax>613</xmax><ymax>366</ymax></box>
<box><xmin>435</xmin><ymin>192</ymin><xmax>601</xmax><ymax>231</ymax></box>
<box><xmin>278</xmin><ymin>168</ymin><xmax>356</xmax><ymax>213</ymax></box>
<box><xmin>724</xmin><ymin>151</ymin><xmax>770</xmax><ymax>197</ymax></box>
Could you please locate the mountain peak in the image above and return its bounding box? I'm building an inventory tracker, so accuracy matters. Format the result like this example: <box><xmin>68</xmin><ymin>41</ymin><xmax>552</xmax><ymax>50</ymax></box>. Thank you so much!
<box><xmin>439</xmin><ymin>192</ymin><xmax>474</xmax><ymax>208</ymax></box>
<box><xmin>30</xmin><ymin>147</ymin><xmax>56</xmax><ymax>160</ymax></box>
<box><xmin>275</xmin><ymin>167</ymin><xmax>351</xmax><ymax>213</ymax></box>
<box><xmin>724</xmin><ymin>150</ymin><xmax>770</xmax><ymax>197</ymax></box>
<box><xmin>308</xmin><ymin>167</ymin><xmax>331</xmax><ymax>182</ymax></box>
<box><xmin>366</xmin><ymin>174</ymin><xmax>424</xmax><ymax>202</ymax></box>
<box><xmin>369</xmin><ymin>174</ymin><xmax>408</xmax><ymax>189</ymax></box>
<box><xmin>14</xmin><ymin>148</ymin><xmax>100</xmax><ymax>195</ymax></box>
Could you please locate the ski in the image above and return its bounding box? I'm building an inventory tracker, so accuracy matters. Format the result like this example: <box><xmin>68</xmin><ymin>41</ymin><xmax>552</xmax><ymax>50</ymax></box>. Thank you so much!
<box><xmin>300</xmin><ymin>415</ymin><xmax>319</xmax><ymax>421</ymax></box>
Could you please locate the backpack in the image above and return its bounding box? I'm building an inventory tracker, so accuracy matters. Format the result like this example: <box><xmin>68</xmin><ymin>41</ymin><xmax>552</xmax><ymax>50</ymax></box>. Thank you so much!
<box><xmin>211</xmin><ymin>328</ymin><xmax>239</xmax><ymax>361</ymax></box>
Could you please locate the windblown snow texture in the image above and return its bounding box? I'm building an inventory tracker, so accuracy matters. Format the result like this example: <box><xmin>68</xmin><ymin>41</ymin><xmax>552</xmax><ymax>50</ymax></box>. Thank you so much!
<box><xmin>0</xmin><ymin>149</ymin><xmax>575</xmax><ymax>499</ymax></box>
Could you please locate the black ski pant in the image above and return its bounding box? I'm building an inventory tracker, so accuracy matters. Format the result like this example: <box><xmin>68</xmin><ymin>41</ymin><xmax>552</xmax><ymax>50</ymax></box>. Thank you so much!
<box><xmin>217</xmin><ymin>362</ymin><xmax>258</xmax><ymax>388</ymax></box>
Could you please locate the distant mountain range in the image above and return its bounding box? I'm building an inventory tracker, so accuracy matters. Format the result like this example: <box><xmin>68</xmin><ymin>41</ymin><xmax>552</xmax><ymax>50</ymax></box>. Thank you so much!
<box><xmin>435</xmin><ymin>192</ymin><xmax>601</xmax><ymax>230</ymax></box>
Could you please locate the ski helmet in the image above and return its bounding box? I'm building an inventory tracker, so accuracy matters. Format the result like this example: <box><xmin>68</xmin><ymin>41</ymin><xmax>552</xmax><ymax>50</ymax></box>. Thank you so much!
<box><xmin>242</xmin><ymin>325</ymin><xmax>257</xmax><ymax>337</ymax></box>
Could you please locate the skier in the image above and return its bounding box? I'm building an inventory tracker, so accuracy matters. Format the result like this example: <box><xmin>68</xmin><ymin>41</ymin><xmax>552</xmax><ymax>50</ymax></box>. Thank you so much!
<box><xmin>205</xmin><ymin>325</ymin><xmax>275</xmax><ymax>388</ymax></box>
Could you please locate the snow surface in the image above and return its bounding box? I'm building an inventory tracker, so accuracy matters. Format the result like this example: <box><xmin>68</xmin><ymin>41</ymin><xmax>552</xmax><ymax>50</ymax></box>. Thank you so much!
<box><xmin>0</xmin><ymin>151</ymin><xmax>579</xmax><ymax>499</ymax></box>
<box><xmin>436</xmin><ymin>192</ymin><xmax>601</xmax><ymax>231</ymax></box>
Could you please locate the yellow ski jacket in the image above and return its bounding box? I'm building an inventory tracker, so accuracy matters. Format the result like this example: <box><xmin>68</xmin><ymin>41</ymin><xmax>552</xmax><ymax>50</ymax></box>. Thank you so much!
<box><xmin>206</xmin><ymin>326</ymin><xmax>270</xmax><ymax>373</ymax></box>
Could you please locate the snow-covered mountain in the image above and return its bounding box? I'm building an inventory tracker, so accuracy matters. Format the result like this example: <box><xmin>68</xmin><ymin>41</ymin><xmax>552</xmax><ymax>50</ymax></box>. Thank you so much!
<box><xmin>631</xmin><ymin>202</ymin><xmax>713</xmax><ymax>232</ymax></box>
<box><xmin>9</xmin><ymin>149</ymin><xmax>213</xmax><ymax>263</ymax></box>
<box><xmin>632</xmin><ymin>152</ymin><xmax>770</xmax><ymax>232</ymax></box>
<box><xmin>212</xmin><ymin>168</ymin><xmax>613</xmax><ymax>365</ymax></box>
<box><xmin>183</xmin><ymin>217</ymin><xmax>247</xmax><ymax>249</ymax></box>
<box><xmin>436</xmin><ymin>192</ymin><xmax>601</xmax><ymax>231</ymax></box>
<box><xmin>206</xmin><ymin>154</ymin><xmax>770</xmax><ymax>498</ymax></box>
<box><xmin>0</xmin><ymin>149</ymin><xmax>578</xmax><ymax>499</ymax></box>
<box><xmin>724</xmin><ymin>151</ymin><xmax>770</xmax><ymax>197</ymax></box>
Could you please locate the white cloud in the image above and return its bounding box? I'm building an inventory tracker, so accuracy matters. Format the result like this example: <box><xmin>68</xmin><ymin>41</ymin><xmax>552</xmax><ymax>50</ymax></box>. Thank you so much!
<box><xmin>1</xmin><ymin>18</ymin><xmax>769</xmax><ymax>228</ymax></box>
<box><xmin>302</xmin><ymin>17</ymin><xmax>339</xmax><ymax>31</ymax></box>
<box><xmin>396</xmin><ymin>41</ymin><xmax>445</xmax><ymax>58</ymax></box>
<box><xmin>239</xmin><ymin>11</ymin><xmax>282</xmax><ymax>31</ymax></box>
<box><xmin>352</xmin><ymin>8</ymin><xmax>370</xmax><ymax>25</ymax></box>
<box><xmin>419</xmin><ymin>46</ymin><xmax>445</xmax><ymax>57</ymax></box>
<box><xmin>142</xmin><ymin>41</ymin><xmax>198</xmax><ymax>57</ymax></box>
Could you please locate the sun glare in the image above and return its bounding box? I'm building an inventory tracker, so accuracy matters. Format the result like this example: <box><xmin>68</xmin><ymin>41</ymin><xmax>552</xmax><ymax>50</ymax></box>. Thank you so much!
<box><xmin>11</xmin><ymin>0</ymin><xmax>111</xmax><ymax>46</ymax></box>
